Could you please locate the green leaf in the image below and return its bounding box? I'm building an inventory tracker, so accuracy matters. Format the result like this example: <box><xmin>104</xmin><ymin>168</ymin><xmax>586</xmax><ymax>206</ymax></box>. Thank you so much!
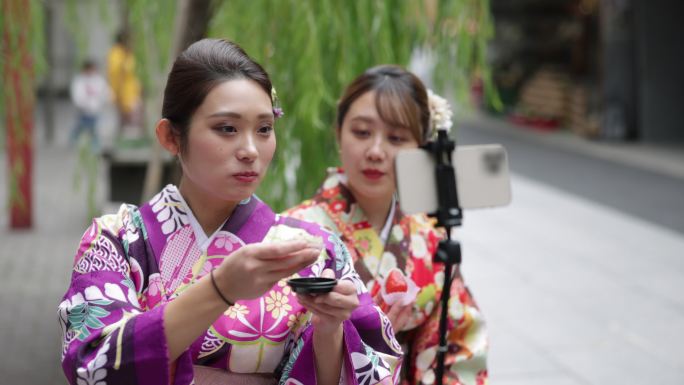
<box><xmin>69</xmin><ymin>313</ymin><xmax>86</xmax><ymax>324</ymax></box>
<box><xmin>90</xmin><ymin>299</ymin><xmax>114</xmax><ymax>306</ymax></box>
<box><xmin>88</xmin><ymin>306</ymin><xmax>110</xmax><ymax>318</ymax></box>
<box><xmin>75</xmin><ymin>325</ymin><xmax>91</xmax><ymax>341</ymax></box>
<box><xmin>85</xmin><ymin>316</ymin><xmax>106</xmax><ymax>330</ymax></box>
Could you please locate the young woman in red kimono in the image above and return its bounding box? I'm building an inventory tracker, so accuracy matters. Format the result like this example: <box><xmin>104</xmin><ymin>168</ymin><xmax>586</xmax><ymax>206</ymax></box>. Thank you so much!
<box><xmin>285</xmin><ymin>65</ymin><xmax>488</xmax><ymax>385</ymax></box>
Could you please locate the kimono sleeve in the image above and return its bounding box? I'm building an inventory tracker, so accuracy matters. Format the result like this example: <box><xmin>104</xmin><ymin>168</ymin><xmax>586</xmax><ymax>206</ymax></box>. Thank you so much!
<box><xmin>58</xmin><ymin>210</ymin><xmax>193</xmax><ymax>385</ymax></box>
<box><xmin>407</xmin><ymin>271</ymin><xmax>489</xmax><ymax>385</ymax></box>
<box><xmin>279</xmin><ymin>233</ymin><xmax>404</xmax><ymax>385</ymax></box>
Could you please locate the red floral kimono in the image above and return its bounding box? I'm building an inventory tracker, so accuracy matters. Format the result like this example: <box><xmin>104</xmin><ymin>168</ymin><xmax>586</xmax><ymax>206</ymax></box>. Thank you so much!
<box><xmin>285</xmin><ymin>169</ymin><xmax>488</xmax><ymax>385</ymax></box>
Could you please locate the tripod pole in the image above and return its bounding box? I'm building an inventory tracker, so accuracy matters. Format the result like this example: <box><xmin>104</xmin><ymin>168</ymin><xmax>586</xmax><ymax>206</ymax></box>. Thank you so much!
<box><xmin>422</xmin><ymin>129</ymin><xmax>463</xmax><ymax>385</ymax></box>
<box><xmin>434</xmin><ymin>230</ymin><xmax>461</xmax><ymax>385</ymax></box>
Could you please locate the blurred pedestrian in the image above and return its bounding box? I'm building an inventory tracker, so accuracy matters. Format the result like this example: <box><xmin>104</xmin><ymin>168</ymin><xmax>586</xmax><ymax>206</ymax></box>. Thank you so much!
<box><xmin>107</xmin><ymin>29</ymin><xmax>143</xmax><ymax>139</ymax></box>
<box><xmin>69</xmin><ymin>59</ymin><xmax>109</xmax><ymax>151</ymax></box>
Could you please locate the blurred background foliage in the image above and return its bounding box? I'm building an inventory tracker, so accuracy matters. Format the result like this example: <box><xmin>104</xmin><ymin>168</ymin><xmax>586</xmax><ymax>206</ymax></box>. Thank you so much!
<box><xmin>2</xmin><ymin>0</ymin><xmax>498</xmax><ymax>214</ymax></box>
<box><xmin>209</xmin><ymin>0</ymin><xmax>498</xmax><ymax>210</ymax></box>
<box><xmin>123</xmin><ymin>0</ymin><xmax>499</xmax><ymax>211</ymax></box>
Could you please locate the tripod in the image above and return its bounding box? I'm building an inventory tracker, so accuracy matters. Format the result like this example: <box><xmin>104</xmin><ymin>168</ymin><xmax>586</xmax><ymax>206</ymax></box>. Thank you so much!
<box><xmin>421</xmin><ymin>129</ymin><xmax>462</xmax><ymax>385</ymax></box>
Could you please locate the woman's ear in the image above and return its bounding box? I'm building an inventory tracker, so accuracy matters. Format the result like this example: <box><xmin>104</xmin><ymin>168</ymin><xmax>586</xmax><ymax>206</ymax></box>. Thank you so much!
<box><xmin>155</xmin><ymin>119</ymin><xmax>179</xmax><ymax>155</ymax></box>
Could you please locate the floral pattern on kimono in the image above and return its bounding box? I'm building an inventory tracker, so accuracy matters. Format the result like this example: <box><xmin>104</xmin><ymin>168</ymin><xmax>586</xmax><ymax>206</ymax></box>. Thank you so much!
<box><xmin>285</xmin><ymin>169</ymin><xmax>488</xmax><ymax>385</ymax></box>
<box><xmin>59</xmin><ymin>184</ymin><xmax>403</xmax><ymax>385</ymax></box>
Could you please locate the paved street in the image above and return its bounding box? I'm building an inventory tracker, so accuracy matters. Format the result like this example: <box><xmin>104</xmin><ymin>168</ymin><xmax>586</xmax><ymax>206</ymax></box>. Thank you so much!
<box><xmin>1</xmin><ymin>102</ymin><xmax>683</xmax><ymax>384</ymax></box>
<box><xmin>458</xmin><ymin>116</ymin><xmax>684</xmax><ymax>384</ymax></box>
<box><xmin>462</xmin><ymin>174</ymin><xmax>684</xmax><ymax>384</ymax></box>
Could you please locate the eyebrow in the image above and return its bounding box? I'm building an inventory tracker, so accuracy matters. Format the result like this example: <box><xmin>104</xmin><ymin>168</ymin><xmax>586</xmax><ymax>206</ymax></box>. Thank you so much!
<box><xmin>207</xmin><ymin>111</ymin><xmax>274</xmax><ymax>120</ymax></box>
<box><xmin>348</xmin><ymin>115</ymin><xmax>375</xmax><ymax>124</ymax></box>
<box><xmin>349</xmin><ymin>115</ymin><xmax>407</xmax><ymax>131</ymax></box>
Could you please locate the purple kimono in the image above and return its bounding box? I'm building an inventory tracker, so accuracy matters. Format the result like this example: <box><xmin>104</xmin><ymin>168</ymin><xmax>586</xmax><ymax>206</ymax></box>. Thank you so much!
<box><xmin>58</xmin><ymin>185</ymin><xmax>403</xmax><ymax>384</ymax></box>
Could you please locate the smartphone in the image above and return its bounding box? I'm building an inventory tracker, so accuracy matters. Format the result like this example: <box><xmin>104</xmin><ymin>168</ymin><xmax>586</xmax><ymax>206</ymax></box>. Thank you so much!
<box><xmin>394</xmin><ymin>144</ymin><xmax>512</xmax><ymax>215</ymax></box>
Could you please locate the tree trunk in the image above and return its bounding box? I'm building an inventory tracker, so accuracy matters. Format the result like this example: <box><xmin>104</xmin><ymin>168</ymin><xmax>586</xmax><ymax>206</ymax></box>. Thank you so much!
<box><xmin>43</xmin><ymin>0</ymin><xmax>56</xmax><ymax>145</ymax></box>
<box><xmin>141</xmin><ymin>0</ymin><xmax>214</xmax><ymax>202</ymax></box>
<box><xmin>3</xmin><ymin>0</ymin><xmax>35</xmax><ymax>229</ymax></box>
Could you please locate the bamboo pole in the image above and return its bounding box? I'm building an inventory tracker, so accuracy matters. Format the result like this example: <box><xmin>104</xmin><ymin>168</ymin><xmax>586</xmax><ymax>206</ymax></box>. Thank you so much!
<box><xmin>3</xmin><ymin>0</ymin><xmax>35</xmax><ymax>229</ymax></box>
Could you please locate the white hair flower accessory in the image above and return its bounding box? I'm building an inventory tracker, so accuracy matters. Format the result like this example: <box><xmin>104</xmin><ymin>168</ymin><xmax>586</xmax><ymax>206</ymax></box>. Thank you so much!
<box><xmin>427</xmin><ymin>89</ymin><xmax>453</xmax><ymax>139</ymax></box>
<box><xmin>271</xmin><ymin>87</ymin><xmax>284</xmax><ymax>119</ymax></box>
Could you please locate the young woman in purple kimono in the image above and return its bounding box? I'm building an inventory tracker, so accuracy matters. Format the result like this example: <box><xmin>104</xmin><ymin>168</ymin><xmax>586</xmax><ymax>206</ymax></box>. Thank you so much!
<box><xmin>285</xmin><ymin>66</ymin><xmax>488</xmax><ymax>385</ymax></box>
<box><xmin>58</xmin><ymin>39</ymin><xmax>402</xmax><ymax>385</ymax></box>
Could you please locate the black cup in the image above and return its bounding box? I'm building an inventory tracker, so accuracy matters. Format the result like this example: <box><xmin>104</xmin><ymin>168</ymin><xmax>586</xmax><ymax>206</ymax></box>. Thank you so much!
<box><xmin>287</xmin><ymin>277</ymin><xmax>337</xmax><ymax>294</ymax></box>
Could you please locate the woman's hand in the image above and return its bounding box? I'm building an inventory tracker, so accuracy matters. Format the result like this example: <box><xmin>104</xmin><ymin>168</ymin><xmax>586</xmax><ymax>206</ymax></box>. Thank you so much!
<box><xmin>299</xmin><ymin>269</ymin><xmax>357</xmax><ymax>385</ymax></box>
<box><xmin>373</xmin><ymin>292</ymin><xmax>413</xmax><ymax>332</ymax></box>
<box><xmin>214</xmin><ymin>240</ymin><xmax>321</xmax><ymax>303</ymax></box>
<box><xmin>296</xmin><ymin>269</ymin><xmax>359</xmax><ymax>334</ymax></box>
<box><xmin>164</xmin><ymin>239</ymin><xmax>320</xmax><ymax>362</ymax></box>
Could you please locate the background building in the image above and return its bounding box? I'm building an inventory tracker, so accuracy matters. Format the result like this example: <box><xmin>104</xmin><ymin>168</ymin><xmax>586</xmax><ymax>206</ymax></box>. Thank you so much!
<box><xmin>488</xmin><ymin>0</ymin><xmax>684</xmax><ymax>142</ymax></box>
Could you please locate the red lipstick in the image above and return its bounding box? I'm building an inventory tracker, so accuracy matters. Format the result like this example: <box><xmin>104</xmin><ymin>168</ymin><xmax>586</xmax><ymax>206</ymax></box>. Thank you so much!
<box><xmin>233</xmin><ymin>171</ymin><xmax>258</xmax><ymax>183</ymax></box>
<box><xmin>362</xmin><ymin>169</ymin><xmax>385</xmax><ymax>180</ymax></box>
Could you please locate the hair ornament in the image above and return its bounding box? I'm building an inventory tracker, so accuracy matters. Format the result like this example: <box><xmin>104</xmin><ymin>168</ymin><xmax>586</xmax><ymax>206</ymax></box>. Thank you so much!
<box><xmin>427</xmin><ymin>89</ymin><xmax>453</xmax><ymax>139</ymax></box>
<box><xmin>272</xmin><ymin>87</ymin><xmax>284</xmax><ymax>119</ymax></box>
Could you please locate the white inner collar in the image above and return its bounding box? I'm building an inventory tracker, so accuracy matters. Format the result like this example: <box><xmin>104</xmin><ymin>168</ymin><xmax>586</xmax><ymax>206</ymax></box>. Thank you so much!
<box><xmin>171</xmin><ymin>186</ymin><xmax>247</xmax><ymax>252</ymax></box>
<box><xmin>337</xmin><ymin>174</ymin><xmax>396</xmax><ymax>245</ymax></box>
<box><xmin>379</xmin><ymin>194</ymin><xmax>397</xmax><ymax>245</ymax></box>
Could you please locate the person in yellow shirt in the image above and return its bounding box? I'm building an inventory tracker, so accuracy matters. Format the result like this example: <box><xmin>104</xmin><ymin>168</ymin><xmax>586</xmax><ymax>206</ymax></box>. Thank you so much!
<box><xmin>107</xmin><ymin>30</ymin><xmax>143</xmax><ymax>139</ymax></box>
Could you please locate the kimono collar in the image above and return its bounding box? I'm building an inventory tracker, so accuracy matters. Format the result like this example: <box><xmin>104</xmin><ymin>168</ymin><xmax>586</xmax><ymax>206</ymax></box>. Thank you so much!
<box><xmin>379</xmin><ymin>194</ymin><xmax>397</xmax><ymax>245</ymax></box>
<box><xmin>150</xmin><ymin>184</ymin><xmax>258</xmax><ymax>252</ymax></box>
<box><xmin>314</xmin><ymin>168</ymin><xmax>403</xmax><ymax>232</ymax></box>
<box><xmin>313</xmin><ymin>168</ymin><xmax>412</xmax><ymax>281</ymax></box>
<box><xmin>171</xmin><ymin>186</ymin><xmax>252</xmax><ymax>252</ymax></box>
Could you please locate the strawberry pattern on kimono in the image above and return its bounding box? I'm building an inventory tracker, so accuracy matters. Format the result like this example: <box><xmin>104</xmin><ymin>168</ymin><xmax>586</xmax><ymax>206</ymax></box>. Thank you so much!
<box><xmin>285</xmin><ymin>168</ymin><xmax>489</xmax><ymax>385</ymax></box>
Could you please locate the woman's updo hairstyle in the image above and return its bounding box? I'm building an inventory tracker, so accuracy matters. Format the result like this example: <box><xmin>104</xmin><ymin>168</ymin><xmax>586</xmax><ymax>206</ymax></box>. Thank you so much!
<box><xmin>161</xmin><ymin>38</ymin><xmax>273</xmax><ymax>153</ymax></box>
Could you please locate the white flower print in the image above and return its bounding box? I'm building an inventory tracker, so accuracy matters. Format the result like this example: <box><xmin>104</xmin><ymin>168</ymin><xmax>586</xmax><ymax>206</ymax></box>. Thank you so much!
<box><xmin>277</xmin><ymin>279</ymin><xmax>292</xmax><ymax>296</ymax></box>
<box><xmin>424</xmin><ymin>300</ymin><xmax>435</xmax><ymax>316</ymax></box>
<box><xmin>411</xmin><ymin>234</ymin><xmax>428</xmax><ymax>258</ymax></box>
<box><xmin>226</xmin><ymin>303</ymin><xmax>249</xmax><ymax>319</ymax></box>
<box><xmin>265</xmin><ymin>291</ymin><xmax>292</xmax><ymax>319</ymax></box>
<box><xmin>104</xmin><ymin>283</ymin><xmax>126</xmax><ymax>302</ymax></box>
<box><xmin>363</xmin><ymin>255</ymin><xmax>380</xmax><ymax>278</ymax></box>
<box><xmin>421</xmin><ymin>368</ymin><xmax>436</xmax><ymax>384</ymax></box>
<box><xmin>378</xmin><ymin>252</ymin><xmax>398</xmax><ymax>277</ymax></box>
<box><xmin>150</xmin><ymin>186</ymin><xmax>188</xmax><ymax>235</ymax></box>
<box><xmin>448</xmin><ymin>297</ymin><xmax>465</xmax><ymax>321</ymax></box>
<box><xmin>84</xmin><ymin>286</ymin><xmax>105</xmax><ymax>302</ymax></box>
<box><xmin>76</xmin><ymin>335</ymin><xmax>110</xmax><ymax>385</ymax></box>
<box><xmin>286</xmin><ymin>312</ymin><xmax>310</xmax><ymax>331</ymax></box>
<box><xmin>391</xmin><ymin>224</ymin><xmax>404</xmax><ymax>242</ymax></box>
<box><xmin>416</xmin><ymin>346</ymin><xmax>437</xmax><ymax>371</ymax></box>
<box><xmin>434</xmin><ymin>271</ymin><xmax>445</xmax><ymax>291</ymax></box>
<box><xmin>213</xmin><ymin>235</ymin><xmax>237</xmax><ymax>253</ymax></box>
